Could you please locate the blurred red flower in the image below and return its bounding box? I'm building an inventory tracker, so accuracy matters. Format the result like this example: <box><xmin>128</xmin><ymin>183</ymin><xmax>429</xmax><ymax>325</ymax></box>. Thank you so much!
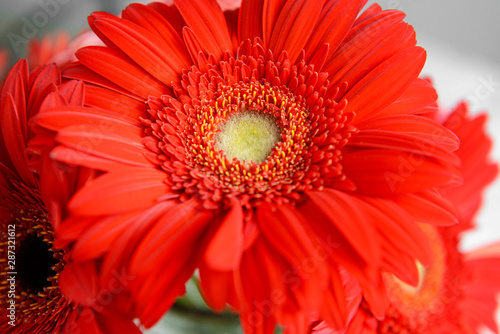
<box><xmin>0</xmin><ymin>59</ymin><xmax>140</xmax><ymax>334</ymax></box>
<box><xmin>310</xmin><ymin>102</ymin><xmax>500</xmax><ymax>334</ymax></box>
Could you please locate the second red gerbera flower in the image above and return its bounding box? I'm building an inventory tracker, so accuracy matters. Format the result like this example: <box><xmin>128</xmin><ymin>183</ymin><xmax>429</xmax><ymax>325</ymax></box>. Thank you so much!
<box><xmin>0</xmin><ymin>59</ymin><xmax>140</xmax><ymax>334</ymax></box>
<box><xmin>309</xmin><ymin>102</ymin><xmax>500</xmax><ymax>334</ymax></box>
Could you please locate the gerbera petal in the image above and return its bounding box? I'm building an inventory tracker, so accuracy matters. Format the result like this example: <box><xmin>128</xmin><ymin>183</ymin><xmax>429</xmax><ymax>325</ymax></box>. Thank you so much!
<box><xmin>148</xmin><ymin>2</ymin><xmax>186</xmax><ymax>36</ymax></box>
<box><xmin>90</xmin><ymin>12</ymin><xmax>190</xmax><ymax>85</ymax></box>
<box><xmin>365</xmin><ymin>196</ymin><xmax>433</xmax><ymax>268</ymax></box>
<box><xmin>458</xmin><ymin>115</ymin><xmax>496</xmax><ymax>174</ymax></box>
<box><xmin>68</xmin><ymin>167</ymin><xmax>168</xmax><ymax>215</ymax></box>
<box><xmin>59</xmin><ymin>261</ymin><xmax>99</xmax><ymax>305</ymax></box>
<box><xmin>57</xmin><ymin>80</ymin><xmax>85</xmax><ymax>107</ymax></box>
<box><xmin>135</xmin><ymin>251</ymin><xmax>193</xmax><ymax>326</ymax></box>
<box><xmin>95</xmin><ymin>310</ymin><xmax>143</xmax><ymax>334</ymax></box>
<box><xmin>356</xmin><ymin>115</ymin><xmax>458</xmax><ymax>149</ymax></box>
<box><xmin>256</xmin><ymin>202</ymin><xmax>320</xmax><ymax>270</ymax></box>
<box><xmin>72</xmin><ymin>309</ymin><xmax>102</xmax><ymax>334</ymax></box>
<box><xmin>204</xmin><ymin>204</ymin><xmax>244</xmax><ymax>271</ymax></box>
<box><xmin>325</xmin><ymin>9</ymin><xmax>406</xmax><ymax>82</ymax></box>
<box><xmin>35</xmin><ymin>88</ymin><xmax>69</xmax><ymax>116</ymax></box>
<box><xmin>129</xmin><ymin>199</ymin><xmax>206</xmax><ymax>273</ymax></box>
<box><xmin>305</xmin><ymin>0</ymin><xmax>365</xmax><ymax>60</ymax></box>
<box><xmin>1</xmin><ymin>94</ymin><xmax>37</xmax><ymax>186</ymax></box>
<box><xmin>100</xmin><ymin>201</ymin><xmax>176</xmax><ymax>283</ymax></box>
<box><xmin>130</xmin><ymin>201</ymin><xmax>213</xmax><ymax>326</ymax></box>
<box><xmin>257</xmin><ymin>204</ymin><xmax>331</xmax><ymax>315</ymax></box>
<box><xmin>342</xmin><ymin>149</ymin><xmax>460</xmax><ymax>195</ymax></box>
<box><xmin>84</xmin><ymin>84</ymin><xmax>148</xmax><ymax>123</ymax></box>
<box><xmin>2</xmin><ymin>59</ymin><xmax>29</xmax><ymax>133</ymax></box>
<box><xmin>377</xmin><ymin>77</ymin><xmax>438</xmax><ymax>117</ymax></box>
<box><xmin>394</xmin><ymin>191</ymin><xmax>458</xmax><ymax>226</ymax></box>
<box><xmin>240</xmin><ymin>307</ymin><xmax>278</xmax><ymax>334</ymax></box>
<box><xmin>121</xmin><ymin>3</ymin><xmax>190</xmax><ymax>62</ymax></box>
<box><xmin>461</xmin><ymin>299</ymin><xmax>499</xmax><ymax>333</ymax></box>
<box><xmin>54</xmin><ymin>124</ymin><xmax>151</xmax><ymax>168</ymax></box>
<box><xmin>199</xmin><ymin>265</ymin><xmax>238</xmax><ymax>311</ymax></box>
<box><xmin>319</xmin><ymin>269</ymin><xmax>348</xmax><ymax>330</ymax></box>
<box><xmin>173</xmin><ymin>0</ymin><xmax>233</xmax><ymax>57</ymax></box>
<box><xmin>76</xmin><ymin>46</ymin><xmax>166</xmax><ymax>99</ymax></box>
<box><xmin>441</xmin><ymin>104</ymin><xmax>499</xmax><ymax>224</ymax></box>
<box><xmin>268</xmin><ymin>0</ymin><xmax>325</xmax><ymax>63</ymax></box>
<box><xmin>347</xmin><ymin>128</ymin><xmax>458</xmax><ymax>164</ymax></box>
<box><xmin>54</xmin><ymin>215</ymin><xmax>100</xmax><ymax>248</ymax></box>
<box><xmin>361</xmin><ymin>275</ymin><xmax>387</xmax><ymax>320</ymax></box>
<box><xmin>330</xmin><ymin>22</ymin><xmax>415</xmax><ymax>89</ymax></box>
<box><xmin>182</xmin><ymin>27</ymin><xmax>209</xmax><ymax>66</ymax></box>
<box><xmin>238</xmin><ymin>239</ymin><xmax>289</xmax><ymax>333</ymax></box>
<box><xmin>258</xmin><ymin>238</ymin><xmax>318</xmax><ymax>333</ymax></box>
<box><xmin>238</xmin><ymin>0</ymin><xmax>264</xmax><ymax>42</ymax></box>
<box><xmin>35</xmin><ymin>107</ymin><xmax>143</xmax><ymax>132</ymax></box>
<box><xmin>28</xmin><ymin>64</ymin><xmax>62</xmax><ymax>118</ymax></box>
<box><xmin>261</xmin><ymin>0</ymin><xmax>287</xmax><ymax>46</ymax></box>
<box><xmin>465</xmin><ymin>242</ymin><xmax>500</xmax><ymax>261</ymax></box>
<box><xmin>0</xmin><ymin>60</ymin><xmax>36</xmax><ymax>187</ymax></box>
<box><xmin>349</xmin><ymin>115</ymin><xmax>460</xmax><ymax>164</ymax></box>
<box><xmin>298</xmin><ymin>199</ymin><xmax>379</xmax><ymax>286</ymax></box>
<box><xmin>235</xmin><ymin>239</ymin><xmax>271</xmax><ymax>307</ymax></box>
<box><xmin>63</xmin><ymin>62</ymin><xmax>145</xmax><ymax>101</ymax></box>
<box><xmin>380</xmin><ymin>241</ymin><xmax>420</xmax><ymax>286</ymax></box>
<box><xmin>343</xmin><ymin>46</ymin><xmax>426</xmax><ymax>124</ymax></box>
<box><xmin>352</xmin><ymin>2</ymin><xmax>382</xmax><ymax>24</ymax></box>
<box><xmin>50</xmin><ymin>146</ymin><xmax>129</xmax><ymax>172</ymax></box>
<box><xmin>71</xmin><ymin>211</ymin><xmax>140</xmax><ymax>261</ymax></box>
<box><xmin>306</xmin><ymin>189</ymin><xmax>380</xmax><ymax>266</ymax></box>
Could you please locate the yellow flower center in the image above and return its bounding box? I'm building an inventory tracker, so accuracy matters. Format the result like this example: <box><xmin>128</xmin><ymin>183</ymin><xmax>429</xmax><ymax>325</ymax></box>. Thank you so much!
<box><xmin>215</xmin><ymin>111</ymin><xmax>281</xmax><ymax>164</ymax></box>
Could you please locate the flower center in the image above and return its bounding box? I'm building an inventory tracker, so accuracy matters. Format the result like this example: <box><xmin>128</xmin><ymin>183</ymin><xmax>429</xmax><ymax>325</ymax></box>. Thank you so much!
<box><xmin>0</xmin><ymin>180</ymin><xmax>68</xmax><ymax>332</ymax></box>
<box><xmin>146</xmin><ymin>40</ymin><xmax>357</xmax><ymax>209</ymax></box>
<box><xmin>17</xmin><ymin>234</ymin><xmax>58</xmax><ymax>294</ymax></box>
<box><xmin>215</xmin><ymin>111</ymin><xmax>281</xmax><ymax>164</ymax></box>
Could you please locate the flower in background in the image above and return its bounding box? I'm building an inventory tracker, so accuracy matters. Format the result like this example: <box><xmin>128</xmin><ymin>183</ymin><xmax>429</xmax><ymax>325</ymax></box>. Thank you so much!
<box><xmin>0</xmin><ymin>49</ymin><xmax>10</xmax><ymax>89</ymax></box>
<box><xmin>27</xmin><ymin>30</ymin><xmax>103</xmax><ymax>70</ymax></box>
<box><xmin>309</xmin><ymin>102</ymin><xmax>500</xmax><ymax>334</ymax></box>
<box><xmin>217</xmin><ymin>0</ymin><xmax>241</xmax><ymax>11</ymax></box>
<box><xmin>0</xmin><ymin>59</ymin><xmax>140</xmax><ymax>333</ymax></box>
<box><xmin>26</xmin><ymin>32</ymin><xmax>71</xmax><ymax>69</ymax></box>
<box><xmin>32</xmin><ymin>0</ymin><xmax>462</xmax><ymax>332</ymax></box>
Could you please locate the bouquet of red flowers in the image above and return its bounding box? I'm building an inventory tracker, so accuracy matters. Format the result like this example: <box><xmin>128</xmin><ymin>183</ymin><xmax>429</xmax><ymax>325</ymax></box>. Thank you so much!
<box><xmin>1</xmin><ymin>1</ymin><xmax>499</xmax><ymax>333</ymax></box>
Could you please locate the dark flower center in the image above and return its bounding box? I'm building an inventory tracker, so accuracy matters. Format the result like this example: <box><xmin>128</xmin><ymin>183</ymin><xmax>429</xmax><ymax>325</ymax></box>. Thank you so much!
<box><xmin>0</xmin><ymin>180</ymin><xmax>69</xmax><ymax>332</ymax></box>
<box><xmin>17</xmin><ymin>233</ymin><xmax>58</xmax><ymax>294</ymax></box>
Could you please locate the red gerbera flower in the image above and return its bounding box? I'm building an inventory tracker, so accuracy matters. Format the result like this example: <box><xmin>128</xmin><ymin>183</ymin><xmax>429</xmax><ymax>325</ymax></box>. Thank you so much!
<box><xmin>0</xmin><ymin>59</ymin><xmax>140</xmax><ymax>333</ymax></box>
<box><xmin>32</xmin><ymin>1</ymin><xmax>461</xmax><ymax>332</ymax></box>
<box><xmin>309</xmin><ymin>102</ymin><xmax>500</xmax><ymax>334</ymax></box>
